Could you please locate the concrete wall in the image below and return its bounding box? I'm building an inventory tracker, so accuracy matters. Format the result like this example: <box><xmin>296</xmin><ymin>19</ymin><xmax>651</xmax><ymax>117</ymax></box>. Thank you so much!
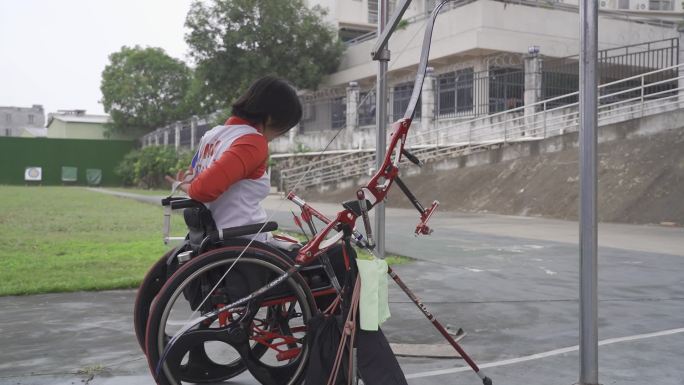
<box><xmin>270</xmin><ymin>121</ymin><xmax>423</xmax><ymax>153</ymax></box>
<box><xmin>307</xmin><ymin>0</ymin><xmax>431</xmax><ymax>30</ymax></box>
<box><xmin>310</xmin><ymin>0</ymin><xmax>682</xmax><ymax>38</ymax></box>
<box><xmin>0</xmin><ymin>105</ymin><xmax>45</xmax><ymax>137</ymax></box>
<box><xmin>273</xmin><ymin>106</ymin><xmax>684</xmax><ymax>192</ymax></box>
<box><xmin>326</xmin><ymin>0</ymin><xmax>677</xmax><ymax>87</ymax></box>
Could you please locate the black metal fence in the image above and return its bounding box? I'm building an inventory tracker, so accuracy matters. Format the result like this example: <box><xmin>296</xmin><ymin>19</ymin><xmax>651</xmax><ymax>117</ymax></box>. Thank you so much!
<box><xmin>542</xmin><ymin>37</ymin><xmax>679</xmax><ymax>108</ymax></box>
<box><xmin>359</xmin><ymin>90</ymin><xmax>376</xmax><ymax>126</ymax></box>
<box><xmin>436</xmin><ymin>66</ymin><xmax>525</xmax><ymax>119</ymax></box>
<box><xmin>392</xmin><ymin>82</ymin><xmax>421</xmax><ymax>121</ymax></box>
<box><xmin>296</xmin><ymin>38</ymin><xmax>679</xmax><ymax>132</ymax></box>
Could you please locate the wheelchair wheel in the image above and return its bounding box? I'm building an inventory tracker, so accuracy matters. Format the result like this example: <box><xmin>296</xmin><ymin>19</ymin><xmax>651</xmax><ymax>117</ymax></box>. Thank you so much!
<box><xmin>134</xmin><ymin>248</ymin><xmax>178</xmax><ymax>352</ymax></box>
<box><xmin>145</xmin><ymin>245</ymin><xmax>316</xmax><ymax>385</ymax></box>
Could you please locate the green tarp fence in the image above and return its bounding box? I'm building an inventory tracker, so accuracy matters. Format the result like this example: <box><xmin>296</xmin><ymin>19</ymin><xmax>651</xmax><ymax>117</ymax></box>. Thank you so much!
<box><xmin>0</xmin><ymin>137</ymin><xmax>135</xmax><ymax>186</ymax></box>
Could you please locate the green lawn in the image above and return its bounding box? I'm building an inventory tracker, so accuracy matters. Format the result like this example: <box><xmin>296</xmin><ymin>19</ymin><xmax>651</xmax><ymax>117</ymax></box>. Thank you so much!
<box><xmin>108</xmin><ymin>187</ymin><xmax>176</xmax><ymax>196</ymax></box>
<box><xmin>0</xmin><ymin>186</ymin><xmax>179</xmax><ymax>296</ymax></box>
<box><xmin>0</xmin><ymin>186</ymin><xmax>410</xmax><ymax>296</ymax></box>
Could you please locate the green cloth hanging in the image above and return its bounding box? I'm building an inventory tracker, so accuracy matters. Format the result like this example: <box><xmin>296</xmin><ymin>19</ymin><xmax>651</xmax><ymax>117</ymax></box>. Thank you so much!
<box><xmin>356</xmin><ymin>258</ymin><xmax>391</xmax><ymax>331</ymax></box>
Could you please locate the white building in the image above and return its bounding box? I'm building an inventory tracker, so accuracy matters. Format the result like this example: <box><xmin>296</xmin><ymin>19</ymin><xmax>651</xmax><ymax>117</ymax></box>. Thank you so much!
<box><xmin>0</xmin><ymin>105</ymin><xmax>45</xmax><ymax>137</ymax></box>
<box><xmin>272</xmin><ymin>0</ymin><xmax>682</xmax><ymax>152</ymax></box>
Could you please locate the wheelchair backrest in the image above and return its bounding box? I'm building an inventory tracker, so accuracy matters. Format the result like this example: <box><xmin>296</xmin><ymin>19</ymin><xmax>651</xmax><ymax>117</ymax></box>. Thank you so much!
<box><xmin>183</xmin><ymin>206</ymin><xmax>216</xmax><ymax>254</ymax></box>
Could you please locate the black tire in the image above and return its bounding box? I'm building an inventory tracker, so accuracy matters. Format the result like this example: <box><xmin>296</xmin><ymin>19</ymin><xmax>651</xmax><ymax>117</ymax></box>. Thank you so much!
<box><xmin>134</xmin><ymin>248</ymin><xmax>176</xmax><ymax>352</ymax></box>
<box><xmin>145</xmin><ymin>244</ymin><xmax>316</xmax><ymax>385</ymax></box>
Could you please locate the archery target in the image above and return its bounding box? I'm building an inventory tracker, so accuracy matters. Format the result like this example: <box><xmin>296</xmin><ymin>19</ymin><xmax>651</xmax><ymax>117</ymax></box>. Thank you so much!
<box><xmin>25</xmin><ymin>167</ymin><xmax>42</xmax><ymax>181</ymax></box>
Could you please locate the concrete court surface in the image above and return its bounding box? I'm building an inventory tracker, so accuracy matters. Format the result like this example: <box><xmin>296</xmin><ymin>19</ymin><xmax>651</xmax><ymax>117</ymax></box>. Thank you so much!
<box><xmin>1</xmin><ymin>191</ymin><xmax>683</xmax><ymax>385</ymax></box>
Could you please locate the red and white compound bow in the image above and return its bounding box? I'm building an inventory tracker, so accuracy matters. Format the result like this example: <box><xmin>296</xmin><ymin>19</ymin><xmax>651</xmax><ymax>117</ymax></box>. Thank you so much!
<box><xmin>158</xmin><ymin>1</ymin><xmax>492</xmax><ymax>384</ymax></box>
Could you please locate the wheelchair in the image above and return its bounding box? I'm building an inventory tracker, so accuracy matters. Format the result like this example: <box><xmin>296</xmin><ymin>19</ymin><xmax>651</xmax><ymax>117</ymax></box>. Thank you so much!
<box><xmin>135</xmin><ymin>197</ymin><xmax>352</xmax><ymax>385</ymax></box>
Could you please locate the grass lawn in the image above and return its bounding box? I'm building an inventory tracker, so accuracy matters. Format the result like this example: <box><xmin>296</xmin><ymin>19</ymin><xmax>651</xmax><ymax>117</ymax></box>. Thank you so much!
<box><xmin>107</xmin><ymin>187</ymin><xmax>177</xmax><ymax>196</ymax></box>
<box><xmin>0</xmin><ymin>186</ymin><xmax>411</xmax><ymax>296</ymax></box>
<box><xmin>0</xmin><ymin>186</ymin><xmax>180</xmax><ymax>296</ymax></box>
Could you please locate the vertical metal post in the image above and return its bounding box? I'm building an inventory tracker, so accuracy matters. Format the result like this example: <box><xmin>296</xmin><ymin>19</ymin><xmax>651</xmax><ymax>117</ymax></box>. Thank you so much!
<box><xmin>374</xmin><ymin>0</ymin><xmax>390</xmax><ymax>259</ymax></box>
<box><xmin>174</xmin><ymin>122</ymin><xmax>181</xmax><ymax>149</ymax></box>
<box><xmin>190</xmin><ymin>116</ymin><xmax>198</xmax><ymax>150</ymax></box>
<box><xmin>579</xmin><ymin>0</ymin><xmax>599</xmax><ymax>384</ymax></box>
<box><xmin>543</xmin><ymin>102</ymin><xmax>547</xmax><ymax>138</ymax></box>
<box><xmin>640</xmin><ymin>75</ymin><xmax>645</xmax><ymax>117</ymax></box>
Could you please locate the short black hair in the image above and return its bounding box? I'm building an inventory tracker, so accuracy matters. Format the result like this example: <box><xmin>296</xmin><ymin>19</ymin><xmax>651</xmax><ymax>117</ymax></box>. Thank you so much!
<box><xmin>231</xmin><ymin>76</ymin><xmax>302</xmax><ymax>134</ymax></box>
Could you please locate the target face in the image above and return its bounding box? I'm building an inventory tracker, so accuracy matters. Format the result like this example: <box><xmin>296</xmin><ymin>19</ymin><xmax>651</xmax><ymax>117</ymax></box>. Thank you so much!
<box><xmin>25</xmin><ymin>167</ymin><xmax>42</xmax><ymax>181</ymax></box>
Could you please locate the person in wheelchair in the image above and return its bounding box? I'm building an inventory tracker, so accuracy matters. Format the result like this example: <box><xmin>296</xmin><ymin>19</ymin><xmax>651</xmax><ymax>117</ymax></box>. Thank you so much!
<box><xmin>167</xmin><ymin>75</ymin><xmax>300</xmax><ymax>245</ymax></box>
<box><xmin>145</xmin><ymin>76</ymin><xmax>406</xmax><ymax>385</ymax></box>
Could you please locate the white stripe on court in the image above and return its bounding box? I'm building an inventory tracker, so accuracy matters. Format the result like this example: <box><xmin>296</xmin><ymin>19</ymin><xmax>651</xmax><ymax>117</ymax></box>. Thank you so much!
<box><xmin>406</xmin><ymin>327</ymin><xmax>684</xmax><ymax>379</ymax></box>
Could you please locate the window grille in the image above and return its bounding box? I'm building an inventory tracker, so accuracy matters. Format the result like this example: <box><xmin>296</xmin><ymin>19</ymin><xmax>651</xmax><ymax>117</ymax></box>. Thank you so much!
<box><xmin>392</xmin><ymin>82</ymin><xmax>421</xmax><ymax>121</ymax></box>
<box><xmin>359</xmin><ymin>91</ymin><xmax>376</xmax><ymax>126</ymax></box>
<box><xmin>437</xmin><ymin>68</ymin><xmax>475</xmax><ymax>117</ymax></box>
<box><xmin>330</xmin><ymin>97</ymin><xmax>346</xmax><ymax>129</ymax></box>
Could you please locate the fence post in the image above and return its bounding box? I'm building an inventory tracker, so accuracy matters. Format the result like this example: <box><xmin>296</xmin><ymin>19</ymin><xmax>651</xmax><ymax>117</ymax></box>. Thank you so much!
<box><xmin>163</xmin><ymin>128</ymin><xmax>169</xmax><ymax>147</ymax></box>
<box><xmin>190</xmin><ymin>116</ymin><xmax>198</xmax><ymax>150</ymax></box>
<box><xmin>288</xmin><ymin>123</ymin><xmax>300</xmax><ymax>151</ymax></box>
<box><xmin>154</xmin><ymin>132</ymin><xmax>160</xmax><ymax>146</ymax></box>
<box><xmin>175</xmin><ymin>122</ymin><xmax>181</xmax><ymax>149</ymax></box>
<box><xmin>474</xmin><ymin>59</ymin><xmax>489</xmax><ymax>116</ymax></box>
<box><xmin>346</xmin><ymin>82</ymin><xmax>360</xmax><ymax>149</ymax></box>
<box><xmin>640</xmin><ymin>75</ymin><xmax>645</xmax><ymax>117</ymax></box>
<box><xmin>678</xmin><ymin>26</ymin><xmax>684</xmax><ymax>107</ymax></box>
<box><xmin>524</xmin><ymin>48</ymin><xmax>542</xmax><ymax>137</ymax></box>
<box><xmin>421</xmin><ymin>67</ymin><xmax>436</xmax><ymax>141</ymax></box>
<box><xmin>543</xmin><ymin>102</ymin><xmax>547</xmax><ymax>138</ymax></box>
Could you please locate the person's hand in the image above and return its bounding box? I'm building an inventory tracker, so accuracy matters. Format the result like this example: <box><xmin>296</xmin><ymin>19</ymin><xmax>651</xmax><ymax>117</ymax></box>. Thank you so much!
<box><xmin>165</xmin><ymin>167</ymin><xmax>192</xmax><ymax>193</ymax></box>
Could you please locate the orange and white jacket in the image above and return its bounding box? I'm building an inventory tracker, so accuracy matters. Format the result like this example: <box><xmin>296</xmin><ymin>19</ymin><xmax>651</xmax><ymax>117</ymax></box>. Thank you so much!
<box><xmin>188</xmin><ymin>117</ymin><xmax>270</xmax><ymax>241</ymax></box>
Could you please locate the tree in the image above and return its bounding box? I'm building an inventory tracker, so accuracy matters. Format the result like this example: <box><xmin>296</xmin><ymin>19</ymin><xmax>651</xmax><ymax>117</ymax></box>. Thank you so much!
<box><xmin>100</xmin><ymin>46</ymin><xmax>193</xmax><ymax>134</ymax></box>
<box><xmin>185</xmin><ymin>0</ymin><xmax>344</xmax><ymax>109</ymax></box>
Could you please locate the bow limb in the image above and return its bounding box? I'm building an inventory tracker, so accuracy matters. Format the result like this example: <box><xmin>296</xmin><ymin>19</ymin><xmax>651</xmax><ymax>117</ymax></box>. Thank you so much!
<box><xmin>404</xmin><ymin>0</ymin><xmax>452</xmax><ymax>121</ymax></box>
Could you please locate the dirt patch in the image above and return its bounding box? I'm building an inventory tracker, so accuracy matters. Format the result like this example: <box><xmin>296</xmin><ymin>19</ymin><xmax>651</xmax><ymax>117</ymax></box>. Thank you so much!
<box><xmin>300</xmin><ymin>128</ymin><xmax>684</xmax><ymax>225</ymax></box>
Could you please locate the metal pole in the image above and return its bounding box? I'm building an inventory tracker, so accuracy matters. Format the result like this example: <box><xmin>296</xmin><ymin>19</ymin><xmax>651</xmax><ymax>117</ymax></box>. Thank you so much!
<box><xmin>579</xmin><ymin>0</ymin><xmax>599</xmax><ymax>384</ymax></box>
<box><xmin>374</xmin><ymin>0</ymin><xmax>390</xmax><ymax>259</ymax></box>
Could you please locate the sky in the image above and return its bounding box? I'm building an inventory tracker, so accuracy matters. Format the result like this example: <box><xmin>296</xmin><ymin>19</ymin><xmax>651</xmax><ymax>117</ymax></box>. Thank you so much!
<box><xmin>0</xmin><ymin>0</ymin><xmax>195</xmax><ymax>117</ymax></box>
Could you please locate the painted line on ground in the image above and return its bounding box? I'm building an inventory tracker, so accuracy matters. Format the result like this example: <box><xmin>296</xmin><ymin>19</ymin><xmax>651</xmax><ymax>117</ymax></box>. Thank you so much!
<box><xmin>405</xmin><ymin>327</ymin><xmax>684</xmax><ymax>379</ymax></box>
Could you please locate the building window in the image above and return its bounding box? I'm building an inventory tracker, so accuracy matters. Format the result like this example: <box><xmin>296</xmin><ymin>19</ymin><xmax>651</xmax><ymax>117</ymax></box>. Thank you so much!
<box><xmin>331</xmin><ymin>97</ymin><xmax>346</xmax><ymax>129</ymax></box>
<box><xmin>456</xmin><ymin>69</ymin><xmax>474</xmax><ymax>112</ymax></box>
<box><xmin>359</xmin><ymin>90</ymin><xmax>376</xmax><ymax>126</ymax></box>
<box><xmin>488</xmin><ymin>67</ymin><xmax>524</xmax><ymax>114</ymax></box>
<box><xmin>438</xmin><ymin>68</ymin><xmax>474</xmax><ymax>117</ymax></box>
<box><xmin>28</xmin><ymin>114</ymin><xmax>34</xmax><ymax>124</ymax></box>
<box><xmin>438</xmin><ymin>73</ymin><xmax>456</xmax><ymax>116</ymax></box>
<box><xmin>392</xmin><ymin>82</ymin><xmax>421</xmax><ymax>121</ymax></box>
<box><xmin>368</xmin><ymin>0</ymin><xmax>396</xmax><ymax>24</ymax></box>
<box><xmin>649</xmin><ymin>0</ymin><xmax>673</xmax><ymax>9</ymax></box>
<box><xmin>368</xmin><ymin>0</ymin><xmax>378</xmax><ymax>23</ymax></box>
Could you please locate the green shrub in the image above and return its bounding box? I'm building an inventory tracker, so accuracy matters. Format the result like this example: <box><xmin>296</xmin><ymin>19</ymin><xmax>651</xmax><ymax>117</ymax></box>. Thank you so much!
<box><xmin>115</xmin><ymin>146</ymin><xmax>194</xmax><ymax>188</ymax></box>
